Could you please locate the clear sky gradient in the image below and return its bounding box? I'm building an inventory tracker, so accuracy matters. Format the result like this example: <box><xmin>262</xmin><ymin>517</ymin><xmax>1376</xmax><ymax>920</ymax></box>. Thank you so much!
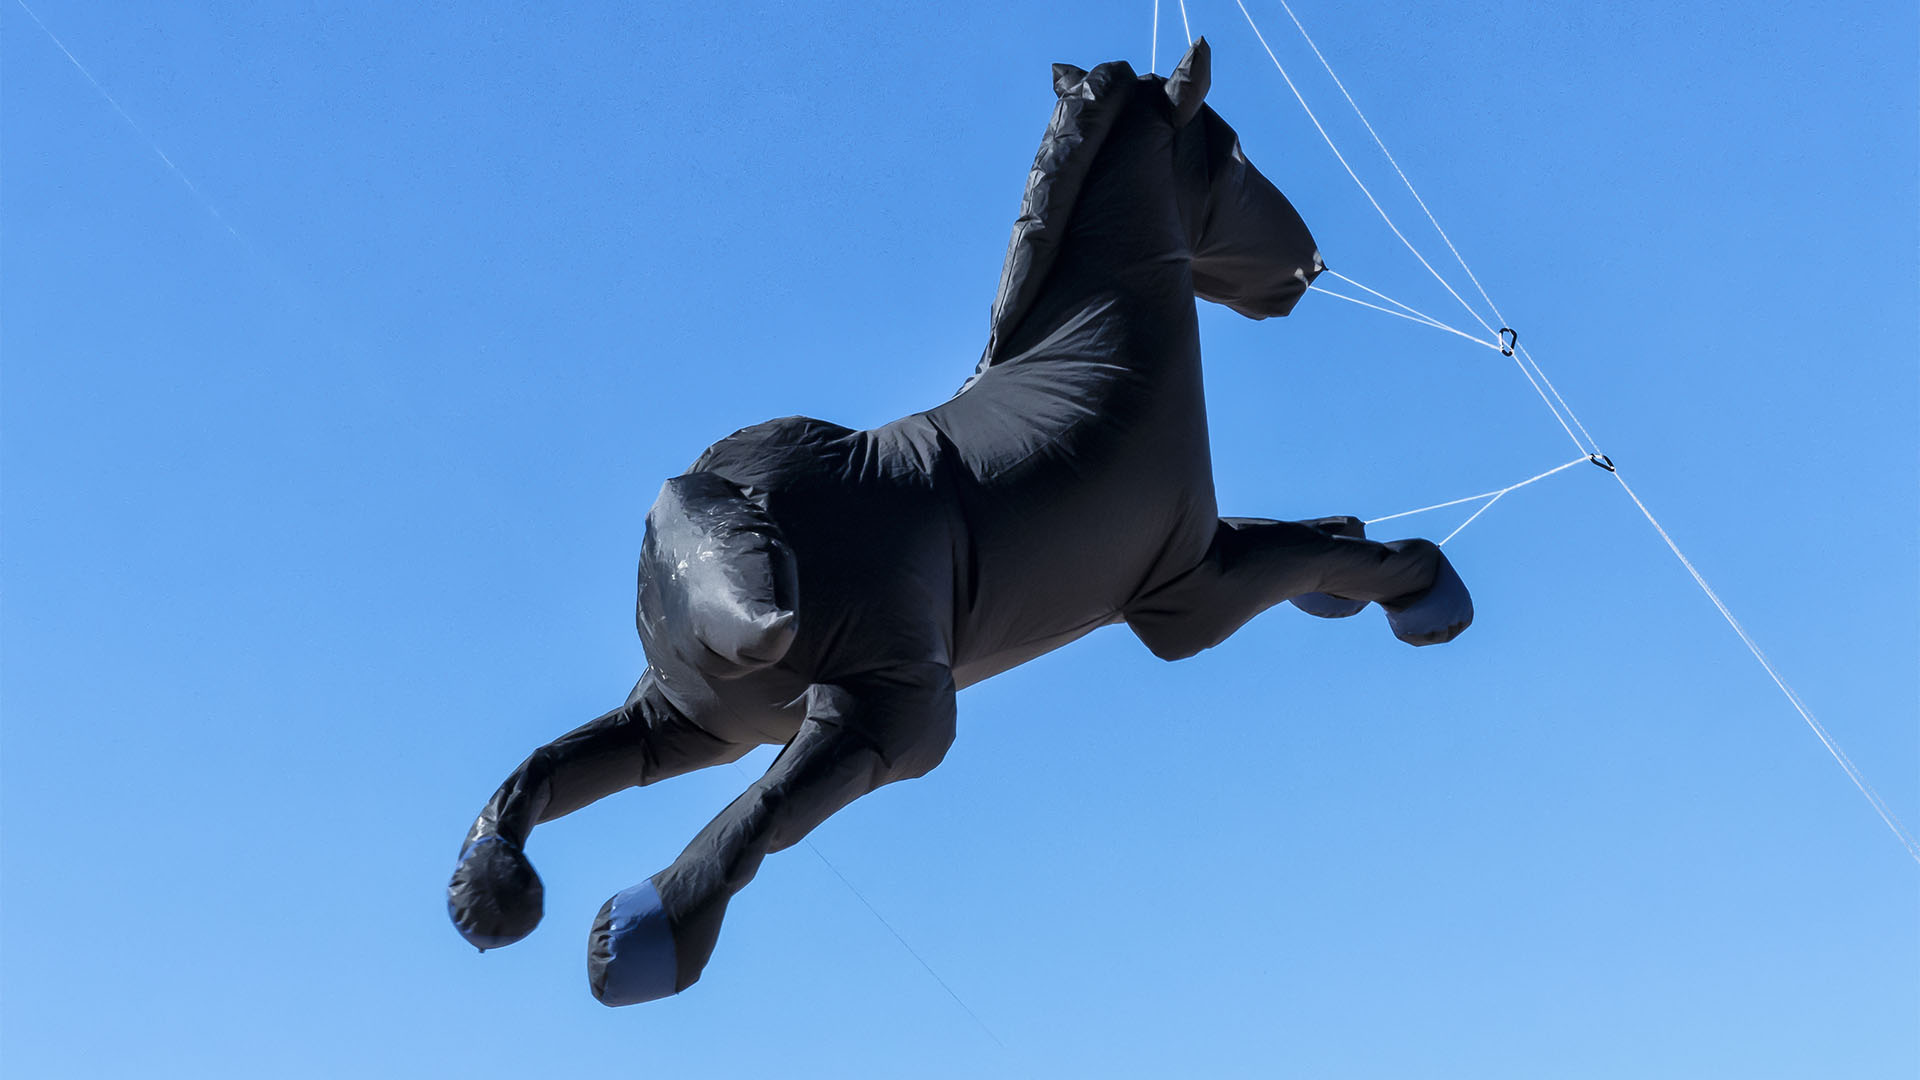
<box><xmin>4</xmin><ymin>2</ymin><xmax>1915</xmax><ymax>1077</ymax></box>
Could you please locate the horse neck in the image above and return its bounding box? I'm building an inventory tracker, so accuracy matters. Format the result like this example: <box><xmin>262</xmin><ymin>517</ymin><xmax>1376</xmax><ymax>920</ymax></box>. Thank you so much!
<box><xmin>981</xmin><ymin>106</ymin><xmax>1200</xmax><ymax>367</ymax></box>
<box><xmin>1048</xmin><ymin>136</ymin><xmax>1194</xmax><ymax>323</ymax></box>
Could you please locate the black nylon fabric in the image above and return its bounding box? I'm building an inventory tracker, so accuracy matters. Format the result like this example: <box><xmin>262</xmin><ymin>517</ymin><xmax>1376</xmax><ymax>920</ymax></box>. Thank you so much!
<box><xmin>448</xmin><ymin>40</ymin><xmax>1473</xmax><ymax>1003</ymax></box>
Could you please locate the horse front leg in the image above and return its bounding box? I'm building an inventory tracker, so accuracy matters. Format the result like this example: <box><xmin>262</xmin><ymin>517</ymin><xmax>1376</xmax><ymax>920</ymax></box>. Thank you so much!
<box><xmin>447</xmin><ymin>670</ymin><xmax>752</xmax><ymax>951</ymax></box>
<box><xmin>587</xmin><ymin>662</ymin><xmax>957</xmax><ymax>1006</ymax></box>
<box><xmin>1124</xmin><ymin>516</ymin><xmax>1473</xmax><ymax>660</ymax></box>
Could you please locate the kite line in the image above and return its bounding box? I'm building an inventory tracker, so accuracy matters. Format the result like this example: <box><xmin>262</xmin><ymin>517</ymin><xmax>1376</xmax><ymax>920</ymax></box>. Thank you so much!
<box><xmin>724</xmin><ymin>761</ymin><xmax>1009</xmax><ymax>1050</ymax></box>
<box><xmin>1220</xmin><ymin>0</ymin><xmax>1918</xmax><ymax>864</ymax></box>
<box><xmin>12</xmin><ymin>0</ymin><xmax>254</xmax><ymax>255</ymax></box>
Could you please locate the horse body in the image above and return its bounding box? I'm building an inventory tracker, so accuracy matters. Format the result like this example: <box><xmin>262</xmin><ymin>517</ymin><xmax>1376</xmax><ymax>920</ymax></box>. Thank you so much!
<box><xmin>685</xmin><ymin>65</ymin><xmax>1221</xmax><ymax>709</ymax></box>
<box><xmin>447</xmin><ymin>41</ymin><xmax>1476</xmax><ymax>1006</ymax></box>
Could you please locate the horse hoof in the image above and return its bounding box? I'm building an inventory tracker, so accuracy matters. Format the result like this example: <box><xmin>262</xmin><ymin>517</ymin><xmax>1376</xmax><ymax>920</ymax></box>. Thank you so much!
<box><xmin>1384</xmin><ymin>554</ymin><xmax>1473</xmax><ymax>646</ymax></box>
<box><xmin>588</xmin><ymin>878</ymin><xmax>680</xmax><ymax>1006</ymax></box>
<box><xmin>1290</xmin><ymin>591</ymin><xmax>1367</xmax><ymax>618</ymax></box>
<box><xmin>447</xmin><ymin>836</ymin><xmax>544</xmax><ymax>951</ymax></box>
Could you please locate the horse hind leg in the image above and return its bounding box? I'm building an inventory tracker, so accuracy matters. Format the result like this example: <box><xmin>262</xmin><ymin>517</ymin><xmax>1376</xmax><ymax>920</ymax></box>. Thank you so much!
<box><xmin>588</xmin><ymin>664</ymin><xmax>957</xmax><ymax>1006</ymax></box>
<box><xmin>1124</xmin><ymin>515</ymin><xmax>1472</xmax><ymax>660</ymax></box>
<box><xmin>446</xmin><ymin>671</ymin><xmax>752</xmax><ymax>951</ymax></box>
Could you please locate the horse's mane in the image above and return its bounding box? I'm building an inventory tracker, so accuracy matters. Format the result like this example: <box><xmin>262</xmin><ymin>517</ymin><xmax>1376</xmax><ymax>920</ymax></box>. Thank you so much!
<box><xmin>977</xmin><ymin>60</ymin><xmax>1143</xmax><ymax>370</ymax></box>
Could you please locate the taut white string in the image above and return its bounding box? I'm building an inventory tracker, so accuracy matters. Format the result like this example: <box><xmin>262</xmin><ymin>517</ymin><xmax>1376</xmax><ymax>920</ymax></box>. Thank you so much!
<box><xmin>1236</xmin><ymin>0</ymin><xmax>1917</xmax><ymax>864</ymax></box>
<box><xmin>1260</xmin><ymin>0</ymin><xmax>1600</xmax><ymax>457</ymax></box>
<box><xmin>12</xmin><ymin>0</ymin><xmax>255</xmax><ymax>254</ymax></box>
<box><xmin>1309</xmin><ymin>284</ymin><xmax>1504</xmax><ymax>352</ymax></box>
<box><xmin>724</xmin><ymin>761</ymin><xmax>1012</xmax><ymax>1046</ymax></box>
<box><xmin>1320</xmin><ymin>269</ymin><xmax>1508</xmax><ymax>352</ymax></box>
<box><xmin>1233</xmin><ymin>0</ymin><xmax>1500</xmax><ymax>341</ymax></box>
<box><xmin>1517</xmin><ymin>343</ymin><xmax>1604</xmax><ymax>456</ymax></box>
<box><xmin>1273</xmin><ymin>0</ymin><xmax>1510</xmax><ymax>329</ymax></box>
<box><xmin>1152</xmin><ymin>0</ymin><xmax>1159</xmax><ymax>73</ymax></box>
<box><xmin>1366</xmin><ymin>456</ymin><xmax>1591</xmax><ymax>528</ymax></box>
<box><xmin>1608</xmin><ymin>472</ymin><xmax>1920</xmax><ymax>864</ymax></box>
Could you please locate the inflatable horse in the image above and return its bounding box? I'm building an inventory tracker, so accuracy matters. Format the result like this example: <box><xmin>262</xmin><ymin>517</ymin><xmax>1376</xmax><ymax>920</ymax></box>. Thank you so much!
<box><xmin>448</xmin><ymin>40</ymin><xmax>1473</xmax><ymax>1006</ymax></box>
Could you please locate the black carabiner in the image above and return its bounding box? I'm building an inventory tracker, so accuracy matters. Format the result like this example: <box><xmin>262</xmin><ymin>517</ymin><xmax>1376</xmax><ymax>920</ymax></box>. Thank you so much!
<box><xmin>1497</xmin><ymin>327</ymin><xmax>1518</xmax><ymax>356</ymax></box>
<box><xmin>1587</xmin><ymin>453</ymin><xmax>1616</xmax><ymax>473</ymax></box>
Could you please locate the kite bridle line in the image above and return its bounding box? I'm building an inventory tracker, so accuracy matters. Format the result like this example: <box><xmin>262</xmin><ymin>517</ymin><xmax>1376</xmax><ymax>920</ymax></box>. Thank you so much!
<box><xmin>1201</xmin><ymin>0</ymin><xmax>1920</xmax><ymax>865</ymax></box>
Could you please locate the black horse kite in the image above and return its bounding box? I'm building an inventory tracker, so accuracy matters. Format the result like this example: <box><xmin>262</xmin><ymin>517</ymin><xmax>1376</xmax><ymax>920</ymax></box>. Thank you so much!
<box><xmin>448</xmin><ymin>40</ymin><xmax>1473</xmax><ymax>1006</ymax></box>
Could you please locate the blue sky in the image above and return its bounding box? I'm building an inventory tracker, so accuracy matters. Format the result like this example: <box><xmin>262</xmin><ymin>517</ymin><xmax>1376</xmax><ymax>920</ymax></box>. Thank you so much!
<box><xmin>4</xmin><ymin>2</ymin><xmax>1914</xmax><ymax>1076</ymax></box>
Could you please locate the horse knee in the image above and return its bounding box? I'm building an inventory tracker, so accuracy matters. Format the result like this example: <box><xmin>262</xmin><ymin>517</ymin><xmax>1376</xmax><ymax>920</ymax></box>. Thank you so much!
<box><xmin>1129</xmin><ymin>622</ymin><xmax>1206</xmax><ymax>662</ymax></box>
<box><xmin>1125</xmin><ymin>605</ymin><xmax>1236</xmax><ymax>662</ymax></box>
<box><xmin>879</xmin><ymin>707</ymin><xmax>957</xmax><ymax>783</ymax></box>
<box><xmin>804</xmin><ymin>665</ymin><xmax>958</xmax><ymax>786</ymax></box>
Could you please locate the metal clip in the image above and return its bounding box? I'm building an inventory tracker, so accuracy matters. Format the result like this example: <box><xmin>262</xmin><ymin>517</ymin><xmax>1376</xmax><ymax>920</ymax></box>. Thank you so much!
<box><xmin>1497</xmin><ymin>327</ymin><xmax>1518</xmax><ymax>356</ymax></box>
<box><xmin>1587</xmin><ymin>453</ymin><xmax>1616</xmax><ymax>472</ymax></box>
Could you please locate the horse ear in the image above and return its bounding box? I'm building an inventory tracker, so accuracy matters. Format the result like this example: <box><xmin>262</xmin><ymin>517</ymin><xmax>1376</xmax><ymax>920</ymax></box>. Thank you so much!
<box><xmin>1165</xmin><ymin>37</ymin><xmax>1211</xmax><ymax>126</ymax></box>
<box><xmin>1052</xmin><ymin>63</ymin><xmax>1089</xmax><ymax>96</ymax></box>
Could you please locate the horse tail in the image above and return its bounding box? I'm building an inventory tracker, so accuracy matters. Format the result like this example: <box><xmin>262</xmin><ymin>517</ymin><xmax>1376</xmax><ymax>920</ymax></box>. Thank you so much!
<box><xmin>637</xmin><ymin>472</ymin><xmax>799</xmax><ymax>679</ymax></box>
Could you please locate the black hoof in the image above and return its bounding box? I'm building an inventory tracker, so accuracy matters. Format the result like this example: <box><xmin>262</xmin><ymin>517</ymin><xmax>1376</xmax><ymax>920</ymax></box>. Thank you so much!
<box><xmin>447</xmin><ymin>836</ymin><xmax>544</xmax><ymax>951</ymax></box>
<box><xmin>1384</xmin><ymin>554</ymin><xmax>1473</xmax><ymax>646</ymax></box>
<box><xmin>588</xmin><ymin>878</ymin><xmax>680</xmax><ymax>1006</ymax></box>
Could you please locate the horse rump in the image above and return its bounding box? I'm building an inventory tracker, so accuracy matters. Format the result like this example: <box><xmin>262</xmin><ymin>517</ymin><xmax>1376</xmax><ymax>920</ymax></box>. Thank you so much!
<box><xmin>637</xmin><ymin>472</ymin><xmax>800</xmax><ymax>679</ymax></box>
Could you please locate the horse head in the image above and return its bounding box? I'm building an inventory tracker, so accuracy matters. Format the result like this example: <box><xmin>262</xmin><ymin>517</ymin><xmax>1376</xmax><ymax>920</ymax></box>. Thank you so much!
<box><xmin>986</xmin><ymin>40</ymin><xmax>1325</xmax><ymax>366</ymax></box>
<box><xmin>1158</xmin><ymin>38</ymin><xmax>1324</xmax><ymax>318</ymax></box>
